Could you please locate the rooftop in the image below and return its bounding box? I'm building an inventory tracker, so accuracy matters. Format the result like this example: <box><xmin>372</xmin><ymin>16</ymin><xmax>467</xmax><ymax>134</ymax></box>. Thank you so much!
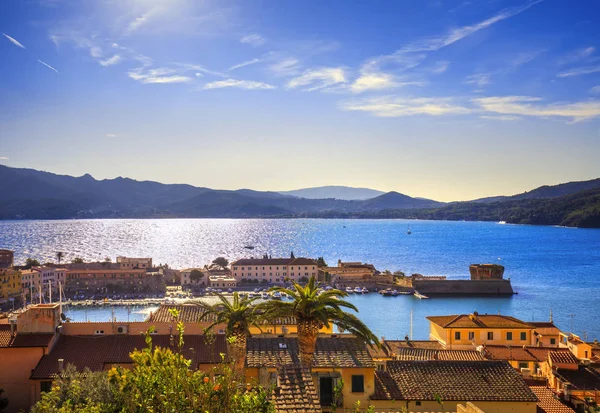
<box><xmin>427</xmin><ymin>314</ymin><xmax>534</xmax><ymax>329</ymax></box>
<box><xmin>389</xmin><ymin>347</ymin><xmax>484</xmax><ymax>361</ymax></box>
<box><xmin>372</xmin><ymin>360</ymin><xmax>537</xmax><ymax>402</ymax></box>
<box><xmin>529</xmin><ymin>386</ymin><xmax>575</xmax><ymax>413</ymax></box>
<box><xmin>246</xmin><ymin>336</ymin><xmax>375</xmax><ymax>368</ymax></box>
<box><xmin>531</xmin><ymin>322</ymin><xmax>562</xmax><ymax>336</ymax></box>
<box><xmin>549</xmin><ymin>351</ymin><xmax>579</xmax><ymax>365</ymax></box>
<box><xmin>31</xmin><ymin>334</ymin><xmax>228</xmax><ymax>379</ymax></box>
<box><xmin>274</xmin><ymin>366</ymin><xmax>321</xmax><ymax>413</ymax></box>
<box><xmin>0</xmin><ymin>324</ymin><xmax>54</xmax><ymax>348</ymax></box>
<box><xmin>554</xmin><ymin>366</ymin><xmax>600</xmax><ymax>390</ymax></box>
<box><xmin>385</xmin><ymin>340</ymin><xmax>443</xmax><ymax>351</ymax></box>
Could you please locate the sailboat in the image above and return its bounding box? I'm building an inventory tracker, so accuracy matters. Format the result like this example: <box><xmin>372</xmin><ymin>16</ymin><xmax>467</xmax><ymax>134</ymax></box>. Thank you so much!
<box><xmin>406</xmin><ymin>225</ymin><xmax>412</xmax><ymax>235</ymax></box>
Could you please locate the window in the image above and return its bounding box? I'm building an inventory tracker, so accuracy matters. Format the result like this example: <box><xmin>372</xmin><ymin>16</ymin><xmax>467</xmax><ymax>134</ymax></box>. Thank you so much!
<box><xmin>585</xmin><ymin>351</ymin><xmax>589</xmax><ymax>358</ymax></box>
<box><xmin>550</xmin><ymin>338</ymin><xmax>556</xmax><ymax>345</ymax></box>
<box><xmin>415</xmin><ymin>401</ymin><xmax>422</xmax><ymax>406</ymax></box>
<box><xmin>454</xmin><ymin>331</ymin><xmax>461</xmax><ymax>340</ymax></box>
<box><xmin>487</xmin><ymin>332</ymin><xmax>494</xmax><ymax>340</ymax></box>
<box><xmin>41</xmin><ymin>381</ymin><xmax>53</xmax><ymax>393</ymax></box>
<box><xmin>351</xmin><ymin>375</ymin><xmax>364</xmax><ymax>393</ymax></box>
<box><xmin>506</xmin><ymin>332</ymin><xmax>513</xmax><ymax>341</ymax></box>
<box><xmin>468</xmin><ymin>331</ymin><xmax>475</xmax><ymax>340</ymax></box>
<box><xmin>520</xmin><ymin>332</ymin><xmax>527</xmax><ymax>341</ymax></box>
<box><xmin>519</xmin><ymin>362</ymin><xmax>528</xmax><ymax>369</ymax></box>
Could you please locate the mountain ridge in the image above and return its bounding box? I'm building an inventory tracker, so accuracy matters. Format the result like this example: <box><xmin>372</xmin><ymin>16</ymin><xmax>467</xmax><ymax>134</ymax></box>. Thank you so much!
<box><xmin>278</xmin><ymin>186</ymin><xmax>385</xmax><ymax>200</ymax></box>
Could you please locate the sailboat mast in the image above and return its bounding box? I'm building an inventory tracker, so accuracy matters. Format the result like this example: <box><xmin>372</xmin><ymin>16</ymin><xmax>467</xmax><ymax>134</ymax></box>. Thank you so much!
<box><xmin>49</xmin><ymin>280</ymin><xmax>52</xmax><ymax>304</ymax></box>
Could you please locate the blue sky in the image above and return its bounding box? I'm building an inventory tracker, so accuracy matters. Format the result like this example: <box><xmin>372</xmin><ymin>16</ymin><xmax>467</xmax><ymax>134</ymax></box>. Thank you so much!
<box><xmin>1</xmin><ymin>0</ymin><xmax>600</xmax><ymax>201</ymax></box>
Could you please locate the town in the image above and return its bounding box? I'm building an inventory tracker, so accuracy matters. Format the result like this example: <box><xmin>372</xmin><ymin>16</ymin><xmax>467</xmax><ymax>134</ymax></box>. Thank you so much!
<box><xmin>1</xmin><ymin>249</ymin><xmax>599</xmax><ymax>413</ymax></box>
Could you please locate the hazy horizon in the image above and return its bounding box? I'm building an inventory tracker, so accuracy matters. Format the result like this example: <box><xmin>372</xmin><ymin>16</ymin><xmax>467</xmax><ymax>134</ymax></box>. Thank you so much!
<box><xmin>2</xmin><ymin>0</ymin><xmax>600</xmax><ymax>202</ymax></box>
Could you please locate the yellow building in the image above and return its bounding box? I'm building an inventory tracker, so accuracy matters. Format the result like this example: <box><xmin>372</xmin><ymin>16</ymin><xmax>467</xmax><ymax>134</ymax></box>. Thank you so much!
<box><xmin>561</xmin><ymin>333</ymin><xmax>593</xmax><ymax>360</ymax></box>
<box><xmin>245</xmin><ymin>335</ymin><xmax>376</xmax><ymax>410</ymax></box>
<box><xmin>531</xmin><ymin>321</ymin><xmax>562</xmax><ymax>347</ymax></box>
<box><xmin>427</xmin><ymin>313</ymin><xmax>535</xmax><ymax>349</ymax></box>
<box><xmin>371</xmin><ymin>360</ymin><xmax>538</xmax><ymax>413</ymax></box>
<box><xmin>0</xmin><ymin>268</ymin><xmax>21</xmax><ymax>300</ymax></box>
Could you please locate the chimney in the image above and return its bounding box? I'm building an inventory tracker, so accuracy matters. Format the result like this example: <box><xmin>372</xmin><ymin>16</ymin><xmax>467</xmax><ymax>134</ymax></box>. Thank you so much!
<box><xmin>58</xmin><ymin>358</ymin><xmax>64</xmax><ymax>372</ymax></box>
<box><xmin>563</xmin><ymin>383</ymin><xmax>572</xmax><ymax>402</ymax></box>
<box><xmin>9</xmin><ymin>319</ymin><xmax>16</xmax><ymax>337</ymax></box>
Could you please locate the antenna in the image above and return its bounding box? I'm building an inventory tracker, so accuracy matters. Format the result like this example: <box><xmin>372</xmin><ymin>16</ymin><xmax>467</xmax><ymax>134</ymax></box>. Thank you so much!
<box><xmin>549</xmin><ymin>308</ymin><xmax>553</xmax><ymax>323</ymax></box>
<box><xmin>569</xmin><ymin>314</ymin><xmax>575</xmax><ymax>333</ymax></box>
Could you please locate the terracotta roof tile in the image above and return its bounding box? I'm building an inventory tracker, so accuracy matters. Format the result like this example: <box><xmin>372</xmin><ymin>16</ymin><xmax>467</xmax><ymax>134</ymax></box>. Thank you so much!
<box><xmin>530</xmin><ymin>386</ymin><xmax>575</xmax><ymax>413</ymax></box>
<box><xmin>274</xmin><ymin>366</ymin><xmax>321</xmax><ymax>413</ymax></box>
<box><xmin>483</xmin><ymin>345</ymin><xmax>538</xmax><ymax>362</ymax></box>
<box><xmin>526</xmin><ymin>347</ymin><xmax>571</xmax><ymax>362</ymax></box>
<box><xmin>427</xmin><ymin>314</ymin><xmax>534</xmax><ymax>329</ymax></box>
<box><xmin>388</xmin><ymin>345</ymin><xmax>484</xmax><ymax>362</ymax></box>
<box><xmin>553</xmin><ymin>366</ymin><xmax>600</xmax><ymax>390</ymax></box>
<box><xmin>31</xmin><ymin>334</ymin><xmax>228</xmax><ymax>379</ymax></box>
<box><xmin>246</xmin><ymin>336</ymin><xmax>375</xmax><ymax>368</ymax></box>
<box><xmin>549</xmin><ymin>351</ymin><xmax>579</xmax><ymax>365</ymax></box>
<box><xmin>531</xmin><ymin>322</ymin><xmax>562</xmax><ymax>336</ymax></box>
<box><xmin>0</xmin><ymin>325</ymin><xmax>54</xmax><ymax>348</ymax></box>
<box><xmin>384</xmin><ymin>340</ymin><xmax>443</xmax><ymax>351</ymax></box>
<box><xmin>371</xmin><ymin>360</ymin><xmax>537</xmax><ymax>402</ymax></box>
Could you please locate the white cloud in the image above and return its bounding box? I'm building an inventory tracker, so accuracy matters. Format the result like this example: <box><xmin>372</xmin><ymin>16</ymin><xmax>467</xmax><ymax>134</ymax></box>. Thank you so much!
<box><xmin>287</xmin><ymin>68</ymin><xmax>346</xmax><ymax>91</ymax></box>
<box><xmin>269</xmin><ymin>58</ymin><xmax>301</xmax><ymax>76</ymax></box>
<box><xmin>240</xmin><ymin>34</ymin><xmax>265</xmax><ymax>47</ymax></box>
<box><xmin>126</xmin><ymin>9</ymin><xmax>159</xmax><ymax>34</ymax></box>
<box><xmin>228</xmin><ymin>58</ymin><xmax>261</xmax><ymax>71</ymax></box>
<box><xmin>349</xmin><ymin>73</ymin><xmax>425</xmax><ymax>93</ymax></box>
<box><xmin>473</xmin><ymin>96</ymin><xmax>600</xmax><ymax>122</ymax></box>
<box><xmin>340</xmin><ymin>96</ymin><xmax>471</xmax><ymax>117</ymax></box>
<box><xmin>557</xmin><ymin>65</ymin><xmax>600</xmax><ymax>78</ymax></box>
<box><xmin>2</xmin><ymin>33</ymin><xmax>25</xmax><ymax>49</ymax></box>
<box><xmin>105</xmin><ymin>134</ymin><xmax>117</xmax><ymax>138</ymax></box>
<box><xmin>202</xmin><ymin>79</ymin><xmax>275</xmax><ymax>90</ymax></box>
<box><xmin>590</xmin><ymin>85</ymin><xmax>600</xmax><ymax>94</ymax></box>
<box><xmin>479</xmin><ymin>115</ymin><xmax>522</xmax><ymax>121</ymax></box>
<box><xmin>430</xmin><ymin>61</ymin><xmax>450</xmax><ymax>74</ymax></box>
<box><xmin>37</xmin><ymin>59</ymin><xmax>59</xmax><ymax>73</ymax></box>
<box><xmin>402</xmin><ymin>0</ymin><xmax>543</xmax><ymax>53</ymax></box>
<box><xmin>465</xmin><ymin>73</ymin><xmax>492</xmax><ymax>86</ymax></box>
<box><xmin>128</xmin><ymin>68</ymin><xmax>192</xmax><ymax>84</ymax></box>
<box><xmin>558</xmin><ymin>47</ymin><xmax>596</xmax><ymax>65</ymax></box>
<box><xmin>0</xmin><ymin>157</ymin><xmax>9</xmax><ymax>160</ymax></box>
<box><xmin>99</xmin><ymin>55</ymin><xmax>122</xmax><ymax>66</ymax></box>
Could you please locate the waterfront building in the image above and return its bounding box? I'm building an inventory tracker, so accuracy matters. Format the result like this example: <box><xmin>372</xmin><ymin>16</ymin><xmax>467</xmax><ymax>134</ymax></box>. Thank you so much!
<box><xmin>115</xmin><ymin>256</ymin><xmax>152</xmax><ymax>269</ymax></box>
<box><xmin>0</xmin><ymin>249</ymin><xmax>14</xmax><ymax>269</ymax></box>
<box><xmin>180</xmin><ymin>267</ymin><xmax>206</xmax><ymax>288</ymax></box>
<box><xmin>0</xmin><ymin>268</ymin><xmax>21</xmax><ymax>301</ymax></box>
<box><xmin>208</xmin><ymin>273</ymin><xmax>237</xmax><ymax>289</ymax></box>
<box><xmin>65</xmin><ymin>262</ymin><xmax>164</xmax><ymax>294</ymax></box>
<box><xmin>231</xmin><ymin>257</ymin><xmax>317</xmax><ymax>284</ymax></box>
<box><xmin>469</xmin><ymin>264</ymin><xmax>505</xmax><ymax>280</ymax></box>
<box><xmin>20</xmin><ymin>266</ymin><xmax>66</xmax><ymax>301</ymax></box>
<box><xmin>324</xmin><ymin>259</ymin><xmax>379</xmax><ymax>286</ymax></box>
<box><xmin>427</xmin><ymin>313</ymin><xmax>536</xmax><ymax>349</ymax></box>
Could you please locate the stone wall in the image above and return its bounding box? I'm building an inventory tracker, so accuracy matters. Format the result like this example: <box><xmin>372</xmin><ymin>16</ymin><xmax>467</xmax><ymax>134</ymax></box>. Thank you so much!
<box><xmin>412</xmin><ymin>279</ymin><xmax>514</xmax><ymax>295</ymax></box>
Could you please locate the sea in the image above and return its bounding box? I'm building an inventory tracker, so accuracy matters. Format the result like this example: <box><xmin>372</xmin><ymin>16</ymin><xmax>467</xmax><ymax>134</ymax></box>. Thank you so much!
<box><xmin>1</xmin><ymin>218</ymin><xmax>599</xmax><ymax>341</ymax></box>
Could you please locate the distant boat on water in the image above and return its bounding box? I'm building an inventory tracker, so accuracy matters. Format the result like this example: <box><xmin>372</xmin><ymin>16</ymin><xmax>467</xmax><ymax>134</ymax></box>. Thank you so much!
<box><xmin>498</xmin><ymin>221</ymin><xmax>507</xmax><ymax>225</ymax></box>
<box><xmin>244</xmin><ymin>245</ymin><xmax>255</xmax><ymax>249</ymax></box>
<box><xmin>406</xmin><ymin>225</ymin><xmax>412</xmax><ymax>235</ymax></box>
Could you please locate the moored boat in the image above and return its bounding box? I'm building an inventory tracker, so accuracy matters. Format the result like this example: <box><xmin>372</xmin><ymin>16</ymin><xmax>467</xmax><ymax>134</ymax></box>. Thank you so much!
<box><xmin>361</xmin><ymin>287</ymin><xmax>369</xmax><ymax>293</ymax></box>
<box><xmin>354</xmin><ymin>287</ymin><xmax>363</xmax><ymax>294</ymax></box>
<box><xmin>345</xmin><ymin>286</ymin><xmax>354</xmax><ymax>293</ymax></box>
<box><xmin>414</xmin><ymin>291</ymin><xmax>429</xmax><ymax>299</ymax></box>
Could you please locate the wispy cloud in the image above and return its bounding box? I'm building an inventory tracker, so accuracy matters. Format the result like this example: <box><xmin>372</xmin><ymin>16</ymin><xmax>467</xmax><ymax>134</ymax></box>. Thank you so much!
<box><xmin>105</xmin><ymin>134</ymin><xmax>117</xmax><ymax>138</ymax></box>
<box><xmin>126</xmin><ymin>9</ymin><xmax>159</xmax><ymax>34</ymax></box>
<box><xmin>269</xmin><ymin>58</ymin><xmax>301</xmax><ymax>76</ymax></box>
<box><xmin>430</xmin><ymin>60</ymin><xmax>450</xmax><ymax>74</ymax></box>
<box><xmin>473</xmin><ymin>96</ymin><xmax>600</xmax><ymax>122</ymax></box>
<box><xmin>99</xmin><ymin>55</ymin><xmax>121</xmax><ymax>66</ymax></box>
<box><xmin>128</xmin><ymin>67</ymin><xmax>192</xmax><ymax>84</ymax></box>
<box><xmin>557</xmin><ymin>65</ymin><xmax>600</xmax><ymax>78</ymax></box>
<box><xmin>287</xmin><ymin>68</ymin><xmax>346</xmax><ymax>91</ymax></box>
<box><xmin>202</xmin><ymin>79</ymin><xmax>275</xmax><ymax>90</ymax></box>
<box><xmin>479</xmin><ymin>115</ymin><xmax>522</xmax><ymax>121</ymax></box>
<box><xmin>402</xmin><ymin>0</ymin><xmax>543</xmax><ymax>53</ymax></box>
<box><xmin>465</xmin><ymin>73</ymin><xmax>492</xmax><ymax>86</ymax></box>
<box><xmin>590</xmin><ymin>85</ymin><xmax>600</xmax><ymax>94</ymax></box>
<box><xmin>558</xmin><ymin>46</ymin><xmax>596</xmax><ymax>65</ymax></box>
<box><xmin>340</xmin><ymin>96</ymin><xmax>471</xmax><ymax>117</ymax></box>
<box><xmin>0</xmin><ymin>157</ymin><xmax>9</xmax><ymax>160</ymax></box>
<box><xmin>2</xmin><ymin>33</ymin><xmax>25</xmax><ymax>49</ymax></box>
<box><xmin>240</xmin><ymin>34</ymin><xmax>265</xmax><ymax>47</ymax></box>
<box><xmin>349</xmin><ymin>73</ymin><xmax>425</xmax><ymax>93</ymax></box>
<box><xmin>228</xmin><ymin>58</ymin><xmax>261</xmax><ymax>71</ymax></box>
<box><xmin>37</xmin><ymin>59</ymin><xmax>59</xmax><ymax>73</ymax></box>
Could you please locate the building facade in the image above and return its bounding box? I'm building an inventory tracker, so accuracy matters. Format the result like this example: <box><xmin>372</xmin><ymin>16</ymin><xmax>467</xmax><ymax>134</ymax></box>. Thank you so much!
<box><xmin>0</xmin><ymin>249</ymin><xmax>14</xmax><ymax>269</ymax></box>
<box><xmin>21</xmin><ymin>267</ymin><xmax>67</xmax><ymax>302</ymax></box>
<box><xmin>65</xmin><ymin>263</ymin><xmax>164</xmax><ymax>294</ymax></box>
<box><xmin>231</xmin><ymin>257</ymin><xmax>317</xmax><ymax>284</ymax></box>
<box><xmin>0</xmin><ymin>268</ymin><xmax>21</xmax><ymax>301</ymax></box>
<box><xmin>116</xmin><ymin>256</ymin><xmax>152</xmax><ymax>269</ymax></box>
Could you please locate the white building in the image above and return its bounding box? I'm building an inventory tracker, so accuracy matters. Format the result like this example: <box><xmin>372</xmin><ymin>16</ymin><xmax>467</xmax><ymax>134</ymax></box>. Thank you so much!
<box><xmin>230</xmin><ymin>257</ymin><xmax>318</xmax><ymax>284</ymax></box>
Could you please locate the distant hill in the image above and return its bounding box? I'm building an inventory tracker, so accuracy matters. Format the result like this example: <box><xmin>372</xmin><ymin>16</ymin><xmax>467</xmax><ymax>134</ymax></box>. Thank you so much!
<box><xmin>0</xmin><ymin>165</ymin><xmax>440</xmax><ymax>219</ymax></box>
<box><xmin>279</xmin><ymin>186</ymin><xmax>385</xmax><ymax>200</ymax></box>
<box><xmin>472</xmin><ymin>178</ymin><xmax>600</xmax><ymax>203</ymax></box>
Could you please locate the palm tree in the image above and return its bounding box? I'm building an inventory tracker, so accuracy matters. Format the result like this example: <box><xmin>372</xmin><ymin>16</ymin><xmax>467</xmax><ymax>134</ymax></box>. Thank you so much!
<box><xmin>197</xmin><ymin>292</ymin><xmax>266</xmax><ymax>376</ymax></box>
<box><xmin>56</xmin><ymin>251</ymin><xmax>64</xmax><ymax>265</ymax></box>
<box><xmin>262</xmin><ymin>275</ymin><xmax>379</xmax><ymax>369</ymax></box>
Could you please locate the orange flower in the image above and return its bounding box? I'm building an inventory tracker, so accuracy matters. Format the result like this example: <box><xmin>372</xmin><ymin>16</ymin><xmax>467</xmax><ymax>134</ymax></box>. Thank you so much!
<box><xmin>203</xmin><ymin>377</ymin><xmax>210</xmax><ymax>383</ymax></box>
<box><xmin>213</xmin><ymin>384</ymin><xmax>222</xmax><ymax>391</ymax></box>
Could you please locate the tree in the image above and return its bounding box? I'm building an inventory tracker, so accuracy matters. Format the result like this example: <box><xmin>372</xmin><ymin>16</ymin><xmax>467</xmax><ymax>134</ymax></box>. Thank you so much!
<box><xmin>0</xmin><ymin>388</ymin><xmax>8</xmax><ymax>413</ymax></box>
<box><xmin>210</xmin><ymin>257</ymin><xmax>229</xmax><ymax>270</ymax></box>
<box><xmin>24</xmin><ymin>258</ymin><xmax>40</xmax><ymax>269</ymax></box>
<box><xmin>317</xmin><ymin>257</ymin><xmax>327</xmax><ymax>268</ymax></box>
<box><xmin>71</xmin><ymin>257</ymin><xmax>84</xmax><ymax>264</ymax></box>
<box><xmin>56</xmin><ymin>252</ymin><xmax>64</xmax><ymax>265</ymax></box>
<box><xmin>262</xmin><ymin>275</ymin><xmax>379</xmax><ymax>369</ymax></box>
<box><xmin>190</xmin><ymin>269</ymin><xmax>204</xmax><ymax>284</ymax></box>
<box><xmin>196</xmin><ymin>292</ymin><xmax>266</xmax><ymax>376</ymax></box>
